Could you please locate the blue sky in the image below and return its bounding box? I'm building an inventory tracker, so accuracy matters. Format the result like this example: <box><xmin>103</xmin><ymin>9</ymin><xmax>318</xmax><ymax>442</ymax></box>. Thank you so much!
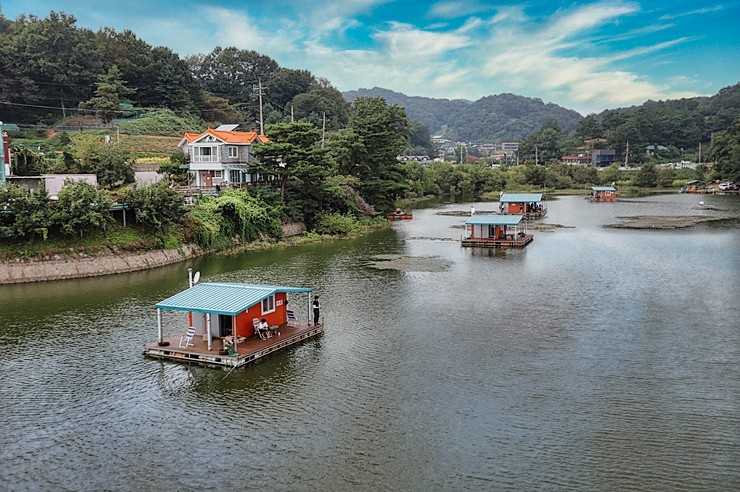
<box><xmin>4</xmin><ymin>0</ymin><xmax>739</xmax><ymax>114</ymax></box>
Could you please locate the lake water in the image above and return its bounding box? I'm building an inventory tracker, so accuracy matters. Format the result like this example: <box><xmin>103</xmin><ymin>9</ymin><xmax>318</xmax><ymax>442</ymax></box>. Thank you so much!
<box><xmin>1</xmin><ymin>194</ymin><xmax>738</xmax><ymax>491</ymax></box>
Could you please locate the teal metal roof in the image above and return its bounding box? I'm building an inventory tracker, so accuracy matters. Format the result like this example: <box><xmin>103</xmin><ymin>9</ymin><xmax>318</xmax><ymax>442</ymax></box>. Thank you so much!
<box><xmin>466</xmin><ymin>215</ymin><xmax>523</xmax><ymax>226</ymax></box>
<box><xmin>155</xmin><ymin>282</ymin><xmax>313</xmax><ymax>316</ymax></box>
<box><xmin>500</xmin><ymin>193</ymin><xmax>543</xmax><ymax>203</ymax></box>
<box><xmin>591</xmin><ymin>186</ymin><xmax>616</xmax><ymax>191</ymax></box>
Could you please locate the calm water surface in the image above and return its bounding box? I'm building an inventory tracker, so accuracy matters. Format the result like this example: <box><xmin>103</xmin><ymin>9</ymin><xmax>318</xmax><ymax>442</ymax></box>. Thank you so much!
<box><xmin>1</xmin><ymin>194</ymin><xmax>738</xmax><ymax>491</ymax></box>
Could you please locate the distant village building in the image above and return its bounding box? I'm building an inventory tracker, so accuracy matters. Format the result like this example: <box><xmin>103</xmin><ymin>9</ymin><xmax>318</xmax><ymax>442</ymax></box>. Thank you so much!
<box><xmin>562</xmin><ymin>154</ymin><xmax>592</xmax><ymax>166</ymax></box>
<box><xmin>645</xmin><ymin>145</ymin><xmax>668</xmax><ymax>155</ymax></box>
<box><xmin>500</xmin><ymin>142</ymin><xmax>520</xmax><ymax>152</ymax></box>
<box><xmin>591</xmin><ymin>149</ymin><xmax>616</xmax><ymax>168</ymax></box>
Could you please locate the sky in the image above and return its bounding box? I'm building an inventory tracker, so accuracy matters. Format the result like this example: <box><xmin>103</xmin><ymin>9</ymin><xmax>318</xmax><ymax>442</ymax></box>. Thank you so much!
<box><xmin>4</xmin><ymin>0</ymin><xmax>739</xmax><ymax>114</ymax></box>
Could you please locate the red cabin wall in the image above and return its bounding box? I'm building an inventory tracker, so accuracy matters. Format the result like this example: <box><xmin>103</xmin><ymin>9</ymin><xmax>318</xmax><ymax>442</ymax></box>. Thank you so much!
<box><xmin>235</xmin><ymin>292</ymin><xmax>289</xmax><ymax>337</ymax></box>
<box><xmin>507</xmin><ymin>203</ymin><xmax>524</xmax><ymax>214</ymax></box>
<box><xmin>597</xmin><ymin>191</ymin><xmax>617</xmax><ymax>201</ymax></box>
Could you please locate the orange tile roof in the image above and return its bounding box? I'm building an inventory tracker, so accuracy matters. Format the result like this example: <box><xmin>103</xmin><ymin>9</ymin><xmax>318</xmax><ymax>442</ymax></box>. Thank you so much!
<box><xmin>183</xmin><ymin>128</ymin><xmax>268</xmax><ymax>144</ymax></box>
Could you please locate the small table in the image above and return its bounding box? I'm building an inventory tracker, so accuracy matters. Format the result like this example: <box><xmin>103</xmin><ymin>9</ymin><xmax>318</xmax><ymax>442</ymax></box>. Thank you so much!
<box><xmin>268</xmin><ymin>325</ymin><xmax>280</xmax><ymax>337</ymax></box>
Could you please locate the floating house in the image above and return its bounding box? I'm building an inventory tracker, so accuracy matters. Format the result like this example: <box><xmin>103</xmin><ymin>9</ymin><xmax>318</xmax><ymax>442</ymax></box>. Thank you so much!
<box><xmin>462</xmin><ymin>215</ymin><xmax>533</xmax><ymax>248</ymax></box>
<box><xmin>498</xmin><ymin>193</ymin><xmax>547</xmax><ymax>218</ymax></box>
<box><xmin>143</xmin><ymin>282</ymin><xmax>322</xmax><ymax>369</ymax></box>
<box><xmin>679</xmin><ymin>180</ymin><xmax>714</xmax><ymax>194</ymax></box>
<box><xmin>588</xmin><ymin>186</ymin><xmax>618</xmax><ymax>202</ymax></box>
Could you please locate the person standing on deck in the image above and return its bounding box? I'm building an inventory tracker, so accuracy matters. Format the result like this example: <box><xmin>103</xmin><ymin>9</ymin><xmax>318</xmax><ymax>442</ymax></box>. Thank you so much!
<box><xmin>312</xmin><ymin>295</ymin><xmax>321</xmax><ymax>326</ymax></box>
<box><xmin>470</xmin><ymin>205</ymin><xmax>475</xmax><ymax>216</ymax></box>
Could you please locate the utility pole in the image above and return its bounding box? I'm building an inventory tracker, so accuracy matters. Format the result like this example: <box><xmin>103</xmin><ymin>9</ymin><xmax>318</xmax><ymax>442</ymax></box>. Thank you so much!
<box><xmin>252</xmin><ymin>78</ymin><xmax>266</xmax><ymax>134</ymax></box>
<box><xmin>0</xmin><ymin>121</ymin><xmax>5</xmax><ymax>187</ymax></box>
<box><xmin>321</xmin><ymin>112</ymin><xmax>326</xmax><ymax>148</ymax></box>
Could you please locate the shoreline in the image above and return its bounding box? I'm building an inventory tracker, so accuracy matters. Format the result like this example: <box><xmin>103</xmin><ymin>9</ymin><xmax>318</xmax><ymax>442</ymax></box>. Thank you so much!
<box><xmin>0</xmin><ymin>222</ymin><xmax>309</xmax><ymax>285</ymax></box>
<box><xmin>0</xmin><ymin>244</ymin><xmax>207</xmax><ymax>285</ymax></box>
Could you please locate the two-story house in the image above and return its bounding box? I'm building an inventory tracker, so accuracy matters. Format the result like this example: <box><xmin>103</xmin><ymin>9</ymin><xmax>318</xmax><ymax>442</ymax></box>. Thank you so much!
<box><xmin>178</xmin><ymin>124</ymin><xmax>268</xmax><ymax>190</ymax></box>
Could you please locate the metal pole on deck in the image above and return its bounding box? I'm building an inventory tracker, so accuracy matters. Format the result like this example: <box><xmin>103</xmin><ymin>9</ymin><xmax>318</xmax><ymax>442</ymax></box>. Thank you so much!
<box><xmin>232</xmin><ymin>317</ymin><xmax>238</xmax><ymax>353</ymax></box>
<box><xmin>0</xmin><ymin>121</ymin><xmax>6</xmax><ymax>187</ymax></box>
<box><xmin>206</xmin><ymin>313</ymin><xmax>212</xmax><ymax>351</ymax></box>
<box><xmin>157</xmin><ymin>309</ymin><xmax>163</xmax><ymax>342</ymax></box>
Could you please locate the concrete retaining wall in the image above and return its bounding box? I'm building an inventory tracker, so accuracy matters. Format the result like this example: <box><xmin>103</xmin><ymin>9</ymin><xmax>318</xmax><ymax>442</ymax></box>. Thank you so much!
<box><xmin>0</xmin><ymin>222</ymin><xmax>307</xmax><ymax>285</ymax></box>
<box><xmin>0</xmin><ymin>245</ymin><xmax>205</xmax><ymax>285</ymax></box>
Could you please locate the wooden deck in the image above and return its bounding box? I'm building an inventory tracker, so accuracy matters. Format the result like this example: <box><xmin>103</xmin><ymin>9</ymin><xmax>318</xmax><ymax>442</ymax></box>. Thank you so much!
<box><xmin>143</xmin><ymin>322</ymin><xmax>324</xmax><ymax>369</ymax></box>
<box><xmin>461</xmin><ymin>234</ymin><xmax>534</xmax><ymax>248</ymax></box>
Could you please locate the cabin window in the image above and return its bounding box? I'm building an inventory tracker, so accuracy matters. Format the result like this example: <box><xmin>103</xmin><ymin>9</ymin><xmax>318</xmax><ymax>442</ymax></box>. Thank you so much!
<box><xmin>262</xmin><ymin>295</ymin><xmax>276</xmax><ymax>314</ymax></box>
<box><xmin>604</xmin><ymin>191</ymin><xmax>612</xmax><ymax>196</ymax></box>
<box><xmin>228</xmin><ymin>146</ymin><xmax>238</xmax><ymax>158</ymax></box>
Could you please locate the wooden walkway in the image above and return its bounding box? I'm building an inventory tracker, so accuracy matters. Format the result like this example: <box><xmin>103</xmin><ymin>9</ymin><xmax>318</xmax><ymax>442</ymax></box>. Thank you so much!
<box><xmin>143</xmin><ymin>322</ymin><xmax>323</xmax><ymax>369</ymax></box>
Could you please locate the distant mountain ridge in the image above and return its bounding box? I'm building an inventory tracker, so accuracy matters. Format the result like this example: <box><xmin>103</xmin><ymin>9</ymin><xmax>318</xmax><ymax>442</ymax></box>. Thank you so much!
<box><xmin>342</xmin><ymin>87</ymin><xmax>583</xmax><ymax>142</ymax></box>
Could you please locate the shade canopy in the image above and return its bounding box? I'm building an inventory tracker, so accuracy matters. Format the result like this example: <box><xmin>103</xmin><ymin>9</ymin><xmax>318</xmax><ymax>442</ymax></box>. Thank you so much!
<box><xmin>155</xmin><ymin>282</ymin><xmax>313</xmax><ymax>316</ymax></box>
<box><xmin>465</xmin><ymin>215</ymin><xmax>523</xmax><ymax>226</ymax></box>
<box><xmin>500</xmin><ymin>193</ymin><xmax>543</xmax><ymax>203</ymax></box>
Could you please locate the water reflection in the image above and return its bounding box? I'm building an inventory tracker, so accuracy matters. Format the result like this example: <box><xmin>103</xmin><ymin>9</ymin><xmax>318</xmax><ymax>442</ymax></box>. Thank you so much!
<box><xmin>1</xmin><ymin>194</ymin><xmax>738</xmax><ymax>491</ymax></box>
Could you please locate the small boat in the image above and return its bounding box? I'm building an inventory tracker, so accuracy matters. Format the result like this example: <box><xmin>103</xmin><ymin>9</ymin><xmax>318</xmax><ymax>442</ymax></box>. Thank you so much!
<box><xmin>692</xmin><ymin>201</ymin><xmax>716</xmax><ymax>210</ymax></box>
<box><xmin>386</xmin><ymin>208</ymin><xmax>413</xmax><ymax>220</ymax></box>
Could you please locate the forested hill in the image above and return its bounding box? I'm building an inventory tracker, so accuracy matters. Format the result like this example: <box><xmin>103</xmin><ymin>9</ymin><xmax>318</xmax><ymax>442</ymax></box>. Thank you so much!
<box><xmin>343</xmin><ymin>87</ymin><xmax>583</xmax><ymax>141</ymax></box>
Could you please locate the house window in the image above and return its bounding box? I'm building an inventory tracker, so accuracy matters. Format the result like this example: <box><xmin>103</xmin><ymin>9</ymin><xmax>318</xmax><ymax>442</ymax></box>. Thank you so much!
<box><xmin>228</xmin><ymin>146</ymin><xmax>238</xmax><ymax>158</ymax></box>
<box><xmin>195</xmin><ymin>146</ymin><xmax>217</xmax><ymax>162</ymax></box>
<box><xmin>229</xmin><ymin>170</ymin><xmax>246</xmax><ymax>183</ymax></box>
<box><xmin>261</xmin><ymin>295</ymin><xmax>275</xmax><ymax>315</ymax></box>
<box><xmin>214</xmin><ymin>170</ymin><xmax>222</xmax><ymax>178</ymax></box>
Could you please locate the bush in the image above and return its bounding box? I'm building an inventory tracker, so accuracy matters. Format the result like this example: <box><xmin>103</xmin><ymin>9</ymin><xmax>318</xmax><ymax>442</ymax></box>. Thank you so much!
<box><xmin>313</xmin><ymin>212</ymin><xmax>359</xmax><ymax>235</ymax></box>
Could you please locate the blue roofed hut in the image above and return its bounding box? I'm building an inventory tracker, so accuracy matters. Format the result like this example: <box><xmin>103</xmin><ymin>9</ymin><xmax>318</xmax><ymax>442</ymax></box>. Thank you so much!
<box><xmin>462</xmin><ymin>215</ymin><xmax>533</xmax><ymax>248</ymax></box>
<box><xmin>143</xmin><ymin>282</ymin><xmax>322</xmax><ymax>368</ymax></box>
<box><xmin>498</xmin><ymin>193</ymin><xmax>547</xmax><ymax>218</ymax></box>
<box><xmin>588</xmin><ymin>186</ymin><xmax>617</xmax><ymax>202</ymax></box>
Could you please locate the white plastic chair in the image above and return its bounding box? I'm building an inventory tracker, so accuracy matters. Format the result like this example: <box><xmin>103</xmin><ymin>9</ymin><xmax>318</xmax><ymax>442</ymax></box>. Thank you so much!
<box><xmin>286</xmin><ymin>309</ymin><xmax>298</xmax><ymax>327</ymax></box>
<box><xmin>253</xmin><ymin>318</ymin><xmax>267</xmax><ymax>340</ymax></box>
<box><xmin>178</xmin><ymin>326</ymin><xmax>196</xmax><ymax>348</ymax></box>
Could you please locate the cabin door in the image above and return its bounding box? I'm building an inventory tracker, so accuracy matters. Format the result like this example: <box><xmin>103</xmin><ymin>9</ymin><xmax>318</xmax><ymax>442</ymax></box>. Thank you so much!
<box><xmin>204</xmin><ymin>172</ymin><xmax>213</xmax><ymax>188</ymax></box>
<box><xmin>218</xmin><ymin>315</ymin><xmax>233</xmax><ymax>337</ymax></box>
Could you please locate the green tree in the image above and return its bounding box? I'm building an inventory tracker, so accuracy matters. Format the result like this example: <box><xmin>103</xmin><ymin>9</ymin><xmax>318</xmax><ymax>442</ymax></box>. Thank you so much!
<box><xmin>574</xmin><ymin>113</ymin><xmax>603</xmax><ymax>145</ymax></box>
<box><xmin>147</xmin><ymin>47</ymin><xmax>202</xmax><ymax>111</ymax></box>
<box><xmin>78</xmin><ymin>65</ymin><xmax>135</xmax><ymax>124</ymax></box>
<box><xmin>708</xmin><ymin>118</ymin><xmax>740</xmax><ymax>182</ymax></box>
<box><xmin>599</xmin><ymin>163</ymin><xmax>621</xmax><ymax>185</ymax></box>
<box><xmin>9</xmin><ymin>12</ymin><xmax>102</xmax><ymax>120</ymax></box>
<box><xmin>188</xmin><ymin>46</ymin><xmax>279</xmax><ymax>105</ymax></box>
<box><xmin>9</xmin><ymin>146</ymin><xmax>47</xmax><ymax>176</ymax></box>
<box><xmin>634</xmin><ymin>164</ymin><xmax>658</xmax><ymax>188</ymax></box>
<box><xmin>0</xmin><ymin>183</ymin><xmax>52</xmax><ymax>240</ymax></box>
<box><xmin>54</xmin><ymin>180</ymin><xmax>113</xmax><ymax>236</ymax></box>
<box><xmin>657</xmin><ymin>167</ymin><xmax>676</xmax><ymax>189</ymax></box>
<box><xmin>123</xmin><ymin>182</ymin><xmax>185</xmax><ymax>240</ymax></box>
<box><xmin>251</xmin><ymin>121</ymin><xmax>328</xmax><ymax>204</ymax></box>
<box><xmin>340</xmin><ymin>97</ymin><xmax>412</xmax><ymax>211</ymax></box>
<box><xmin>73</xmin><ymin>135</ymin><xmax>134</xmax><ymax>187</ymax></box>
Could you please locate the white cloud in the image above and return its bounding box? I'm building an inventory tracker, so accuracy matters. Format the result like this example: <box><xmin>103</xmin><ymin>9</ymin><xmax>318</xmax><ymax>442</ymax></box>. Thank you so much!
<box><xmin>659</xmin><ymin>5</ymin><xmax>725</xmax><ymax>20</ymax></box>
<box><xmin>428</xmin><ymin>1</ymin><xmax>495</xmax><ymax>19</ymax></box>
